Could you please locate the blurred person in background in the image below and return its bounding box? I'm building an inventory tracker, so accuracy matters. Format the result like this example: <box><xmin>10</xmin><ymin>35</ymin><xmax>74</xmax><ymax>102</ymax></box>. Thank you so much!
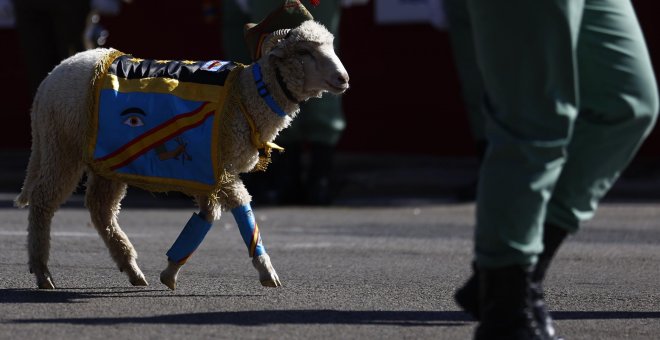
<box><xmin>13</xmin><ymin>0</ymin><xmax>91</xmax><ymax>97</ymax></box>
<box><xmin>13</xmin><ymin>0</ymin><xmax>130</xmax><ymax>98</ymax></box>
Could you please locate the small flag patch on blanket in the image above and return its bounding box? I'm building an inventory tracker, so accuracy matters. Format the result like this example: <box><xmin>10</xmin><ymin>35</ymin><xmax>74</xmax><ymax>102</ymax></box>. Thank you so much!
<box><xmin>87</xmin><ymin>51</ymin><xmax>243</xmax><ymax>196</ymax></box>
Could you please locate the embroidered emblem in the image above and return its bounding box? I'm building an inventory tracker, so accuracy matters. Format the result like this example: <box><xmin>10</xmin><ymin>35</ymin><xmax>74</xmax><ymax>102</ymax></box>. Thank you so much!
<box><xmin>200</xmin><ymin>60</ymin><xmax>230</xmax><ymax>72</ymax></box>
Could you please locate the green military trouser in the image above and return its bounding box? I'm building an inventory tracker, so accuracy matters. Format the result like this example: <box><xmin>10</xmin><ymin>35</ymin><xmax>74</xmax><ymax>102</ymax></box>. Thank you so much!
<box><xmin>247</xmin><ymin>0</ymin><xmax>345</xmax><ymax>146</ymax></box>
<box><xmin>467</xmin><ymin>0</ymin><xmax>659</xmax><ymax>267</ymax></box>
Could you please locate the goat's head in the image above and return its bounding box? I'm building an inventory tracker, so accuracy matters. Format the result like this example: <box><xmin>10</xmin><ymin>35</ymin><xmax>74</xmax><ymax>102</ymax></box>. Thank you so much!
<box><xmin>262</xmin><ymin>20</ymin><xmax>349</xmax><ymax>101</ymax></box>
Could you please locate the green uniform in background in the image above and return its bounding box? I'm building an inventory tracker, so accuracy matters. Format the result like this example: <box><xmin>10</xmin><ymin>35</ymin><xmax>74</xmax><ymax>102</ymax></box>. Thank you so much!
<box><xmin>467</xmin><ymin>0</ymin><xmax>658</xmax><ymax>268</ymax></box>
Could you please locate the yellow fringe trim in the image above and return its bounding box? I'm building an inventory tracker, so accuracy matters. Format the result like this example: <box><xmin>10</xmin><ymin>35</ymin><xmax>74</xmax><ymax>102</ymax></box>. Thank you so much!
<box><xmin>236</xmin><ymin>98</ymin><xmax>285</xmax><ymax>172</ymax></box>
<box><xmin>86</xmin><ymin>49</ymin><xmax>126</xmax><ymax>166</ymax></box>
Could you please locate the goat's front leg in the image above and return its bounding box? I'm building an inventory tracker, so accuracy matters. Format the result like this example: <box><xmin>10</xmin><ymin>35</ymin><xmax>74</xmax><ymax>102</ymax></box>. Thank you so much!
<box><xmin>159</xmin><ymin>196</ymin><xmax>217</xmax><ymax>290</ymax></box>
<box><xmin>222</xmin><ymin>179</ymin><xmax>281</xmax><ymax>287</ymax></box>
<box><xmin>231</xmin><ymin>204</ymin><xmax>281</xmax><ymax>287</ymax></box>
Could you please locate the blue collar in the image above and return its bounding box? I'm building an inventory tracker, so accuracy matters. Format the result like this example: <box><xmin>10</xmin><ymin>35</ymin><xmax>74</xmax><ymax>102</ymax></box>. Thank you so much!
<box><xmin>252</xmin><ymin>63</ymin><xmax>287</xmax><ymax>117</ymax></box>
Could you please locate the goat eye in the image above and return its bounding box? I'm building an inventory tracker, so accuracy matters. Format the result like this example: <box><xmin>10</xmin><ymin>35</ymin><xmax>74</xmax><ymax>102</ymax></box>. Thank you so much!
<box><xmin>123</xmin><ymin>116</ymin><xmax>144</xmax><ymax>127</ymax></box>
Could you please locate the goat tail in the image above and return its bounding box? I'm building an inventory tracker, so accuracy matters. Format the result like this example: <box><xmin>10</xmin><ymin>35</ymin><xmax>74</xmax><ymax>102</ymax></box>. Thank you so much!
<box><xmin>14</xmin><ymin>191</ymin><xmax>29</xmax><ymax>208</ymax></box>
<box><xmin>14</xmin><ymin>152</ymin><xmax>34</xmax><ymax>206</ymax></box>
<box><xmin>15</xmin><ymin>80</ymin><xmax>50</xmax><ymax>209</ymax></box>
<box><xmin>14</xmin><ymin>150</ymin><xmax>39</xmax><ymax>208</ymax></box>
<box><xmin>15</xmin><ymin>143</ymin><xmax>44</xmax><ymax>208</ymax></box>
<box><xmin>15</xmin><ymin>144</ymin><xmax>42</xmax><ymax>208</ymax></box>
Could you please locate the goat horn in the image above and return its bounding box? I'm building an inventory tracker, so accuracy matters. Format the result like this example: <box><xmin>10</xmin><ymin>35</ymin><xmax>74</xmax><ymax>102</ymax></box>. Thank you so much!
<box><xmin>260</xmin><ymin>29</ymin><xmax>291</xmax><ymax>57</ymax></box>
<box><xmin>271</xmin><ymin>29</ymin><xmax>291</xmax><ymax>39</ymax></box>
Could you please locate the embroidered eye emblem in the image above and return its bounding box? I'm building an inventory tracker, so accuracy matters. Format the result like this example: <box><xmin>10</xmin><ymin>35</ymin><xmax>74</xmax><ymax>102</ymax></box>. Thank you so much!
<box><xmin>121</xmin><ymin>107</ymin><xmax>146</xmax><ymax>127</ymax></box>
<box><xmin>123</xmin><ymin>116</ymin><xmax>144</xmax><ymax>127</ymax></box>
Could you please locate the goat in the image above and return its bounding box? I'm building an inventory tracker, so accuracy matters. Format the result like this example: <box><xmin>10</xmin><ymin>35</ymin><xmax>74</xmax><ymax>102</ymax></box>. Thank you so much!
<box><xmin>15</xmin><ymin>20</ymin><xmax>349</xmax><ymax>290</ymax></box>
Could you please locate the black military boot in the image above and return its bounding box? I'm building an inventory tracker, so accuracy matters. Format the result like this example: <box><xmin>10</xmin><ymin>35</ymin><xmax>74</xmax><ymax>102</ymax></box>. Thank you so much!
<box><xmin>454</xmin><ymin>261</ymin><xmax>480</xmax><ymax>319</ymax></box>
<box><xmin>529</xmin><ymin>224</ymin><xmax>568</xmax><ymax>339</ymax></box>
<box><xmin>455</xmin><ymin>224</ymin><xmax>568</xmax><ymax>339</ymax></box>
<box><xmin>475</xmin><ymin>265</ymin><xmax>543</xmax><ymax>340</ymax></box>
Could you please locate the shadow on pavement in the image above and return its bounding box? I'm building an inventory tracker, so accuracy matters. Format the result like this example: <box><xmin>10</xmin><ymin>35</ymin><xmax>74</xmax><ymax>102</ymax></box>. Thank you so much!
<box><xmin>7</xmin><ymin>303</ymin><xmax>660</xmax><ymax>326</ymax></box>
<box><xmin>0</xmin><ymin>288</ymin><xmax>263</xmax><ymax>304</ymax></box>
<box><xmin>552</xmin><ymin>311</ymin><xmax>660</xmax><ymax>320</ymax></box>
<box><xmin>8</xmin><ymin>307</ymin><xmax>472</xmax><ymax>327</ymax></box>
<box><xmin>4</xmin><ymin>288</ymin><xmax>660</xmax><ymax>326</ymax></box>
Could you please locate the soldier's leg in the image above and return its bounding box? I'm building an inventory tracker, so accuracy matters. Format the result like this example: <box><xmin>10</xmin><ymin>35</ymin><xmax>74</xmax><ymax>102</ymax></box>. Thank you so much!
<box><xmin>466</xmin><ymin>0</ymin><xmax>585</xmax><ymax>338</ymax></box>
<box><xmin>546</xmin><ymin>0</ymin><xmax>659</xmax><ymax>234</ymax></box>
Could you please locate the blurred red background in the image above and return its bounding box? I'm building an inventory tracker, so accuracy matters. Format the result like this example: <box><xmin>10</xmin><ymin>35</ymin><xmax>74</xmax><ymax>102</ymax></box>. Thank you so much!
<box><xmin>1</xmin><ymin>1</ymin><xmax>659</xmax><ymax>159</ymax></box>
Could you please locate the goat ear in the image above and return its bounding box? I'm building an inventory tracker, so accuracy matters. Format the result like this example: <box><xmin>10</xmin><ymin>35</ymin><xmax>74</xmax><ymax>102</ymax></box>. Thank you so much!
<box><xmin>268</xmin><ymin>45</ymin><xmax>286</xmax><ymax>59</ymax></box>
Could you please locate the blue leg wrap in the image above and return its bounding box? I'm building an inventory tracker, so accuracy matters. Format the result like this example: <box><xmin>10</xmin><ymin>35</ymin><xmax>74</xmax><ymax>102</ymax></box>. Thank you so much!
<box><xmin>231</xmin><ymin>204</ymin><xmax>266</xmax><ymax>258</ymax></box>
<box><xmin>166</xmin><ymin>212</ymin><xmax>213</xmax><ymax>263</ymax></box>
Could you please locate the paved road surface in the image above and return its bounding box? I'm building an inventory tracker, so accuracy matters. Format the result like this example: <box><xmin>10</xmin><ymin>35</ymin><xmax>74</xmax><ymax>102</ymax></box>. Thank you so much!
<box><xmin>1</xmin><ymin>196</ymin><xmax>658</xmax><ymax>339</ymax></box>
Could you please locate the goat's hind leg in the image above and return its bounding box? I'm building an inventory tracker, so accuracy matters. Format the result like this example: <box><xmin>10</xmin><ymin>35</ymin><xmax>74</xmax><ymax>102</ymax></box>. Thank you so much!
<box><xmin>85</xmin><ymin>173</ymin><xmax>147</xmax><ymax>286</ymax></box>
<box><xmin>27</xmin><ymin>164</ymin><xmax>85</xmax><ymax>289</ymax></box>
<box><xmin>27</xmin><ymin>202</ymin><xmax>60</xmax><ymax>289</ymax></box>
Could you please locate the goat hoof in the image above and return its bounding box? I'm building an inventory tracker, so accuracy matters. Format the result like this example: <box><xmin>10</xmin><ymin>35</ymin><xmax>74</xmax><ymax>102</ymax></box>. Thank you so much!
<box><xmin>32</xmin><ymin>266</ymin><xmax>55</xmax><ymax>289</ymax></box>
<box><xmin>130</xmin><ymin>274</ymin><xmax>149</xmax><ymax>286</ymax></box>
<box><xmin>160</xmin><ymin>273</ymin><xmax>176</xmax><ymax>290</ymax></box>
<box><xmin>37</xmin><ymin>276</ymin><xmax>55</xmax><ymax>290</ymax></box>
<box><xmin>160</xmin><ymin>261</ymin><xmax>183</xmax><ymax>290</ymax></box>
<box><xmin>252</xmin><ymin>254</ymin><xmax>282</xmax><ymax>288</ymax></box>
<box><xmin>260</xmin><ymin>278</ymin><xmax>281</xmax><ymax>288</ymax></box>
<box><xmin>124</xmin><ymin>259</ymin><xmax>148</xmax><ymax>286</ymax></box>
